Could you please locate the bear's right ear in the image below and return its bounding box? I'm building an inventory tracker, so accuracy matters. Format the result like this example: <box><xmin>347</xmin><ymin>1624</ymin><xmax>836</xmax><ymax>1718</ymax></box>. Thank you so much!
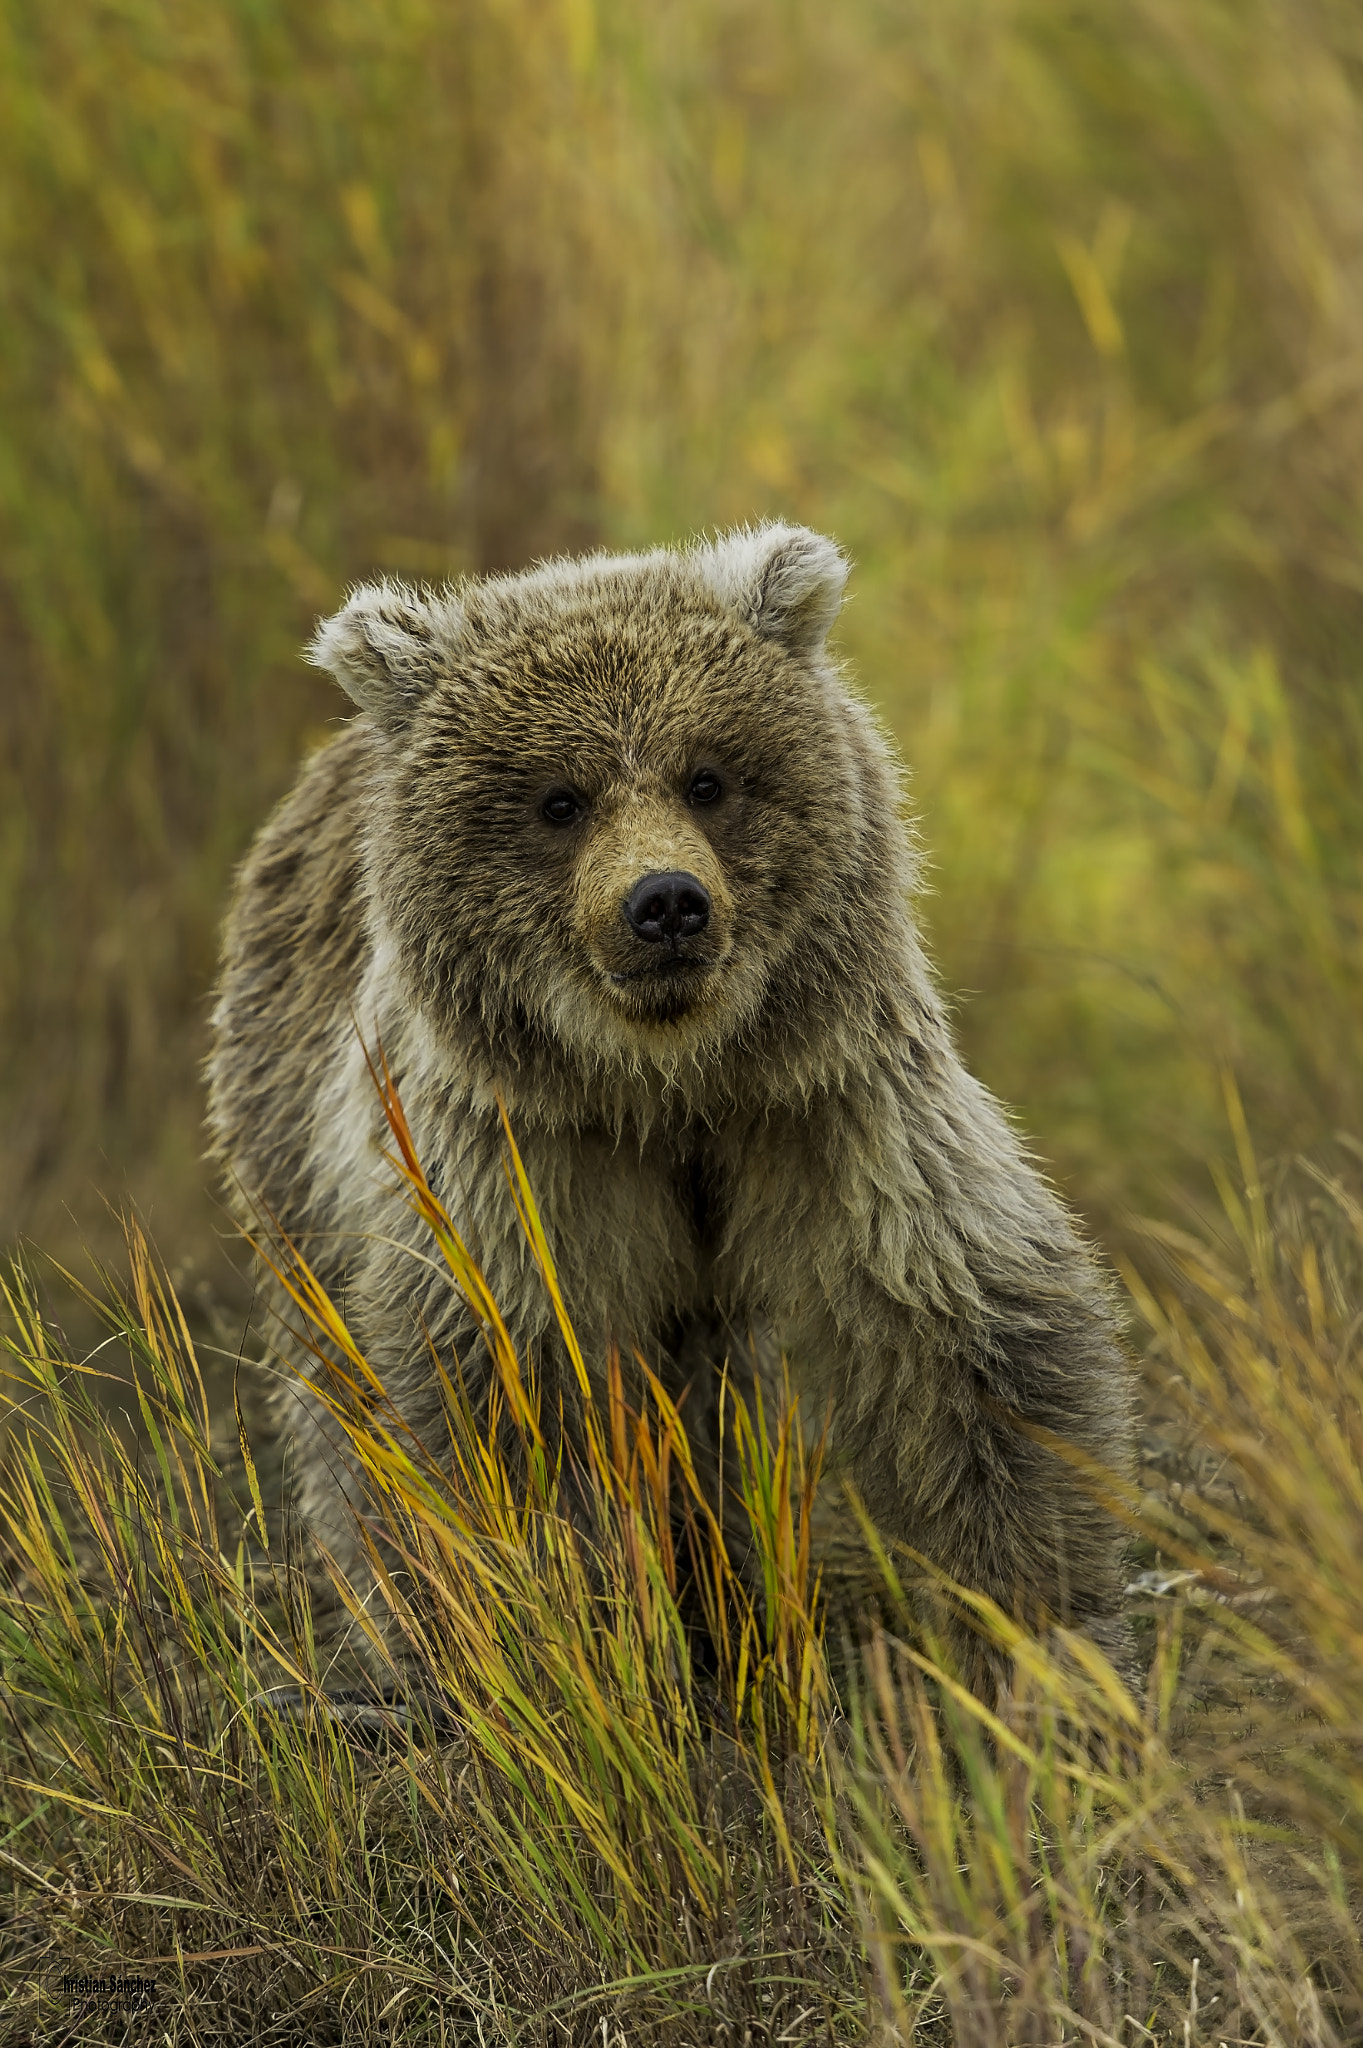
<box><xmin>694</xmin><ymin>522</ymin><xmax>849</xmax><ymax>659</ymax></box>
<box><xmin>306</xmin><ymin>581</ymin><xmax>464</xmax><ymax>727</ymax></box>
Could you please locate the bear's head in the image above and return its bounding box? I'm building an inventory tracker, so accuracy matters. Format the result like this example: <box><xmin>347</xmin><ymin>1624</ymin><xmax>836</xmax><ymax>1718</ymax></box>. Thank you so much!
<box><xmin>308</xmin><ymin>524</ymin><xmax>913</xmax><ymax>1089</ymax></box>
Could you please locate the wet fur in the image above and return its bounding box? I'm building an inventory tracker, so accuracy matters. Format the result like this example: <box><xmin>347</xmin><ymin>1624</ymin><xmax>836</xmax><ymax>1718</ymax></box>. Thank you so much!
<box><xmin>207</xmin><ymin>526</ymin><xmax>1133</xmax><ymax>1656</ymax></box>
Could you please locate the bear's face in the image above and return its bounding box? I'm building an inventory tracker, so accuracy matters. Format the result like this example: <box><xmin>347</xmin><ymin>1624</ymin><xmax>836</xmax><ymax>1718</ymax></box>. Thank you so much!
<box><xmin>309</xmin><ymin>526</ymin><xmax>901</xmax><ymax>1079</ymax></box>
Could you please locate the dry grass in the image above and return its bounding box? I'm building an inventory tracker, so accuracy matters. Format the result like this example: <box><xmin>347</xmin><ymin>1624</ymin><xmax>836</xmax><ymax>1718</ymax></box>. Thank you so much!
<box><xmin>0</xmin><ymin>1085</ymin><xmax>1359</xmax><ymax>2042</ymax></box>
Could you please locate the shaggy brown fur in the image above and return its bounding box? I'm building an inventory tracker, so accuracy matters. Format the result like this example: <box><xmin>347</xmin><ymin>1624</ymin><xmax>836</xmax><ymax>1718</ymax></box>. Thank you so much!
<box><xmin>207</xmin><ymin>524</ymin><xmax>1133</xmax><ymax>1665</ymax></box>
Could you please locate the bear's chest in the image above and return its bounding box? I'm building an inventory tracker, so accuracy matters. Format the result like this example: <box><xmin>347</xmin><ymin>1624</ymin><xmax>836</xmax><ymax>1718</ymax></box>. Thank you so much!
<box><xmin>499</xmin><ymin>1119</ymin><xmax>721</xmax><ymax>1341</ymax></box>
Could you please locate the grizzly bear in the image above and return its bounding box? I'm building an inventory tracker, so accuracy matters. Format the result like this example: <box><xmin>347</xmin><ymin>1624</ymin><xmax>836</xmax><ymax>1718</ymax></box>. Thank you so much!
<box><xmin>207</xmin><ymin>523</ymin><xmax>1132</xmax><ymax>1669</ymax></box>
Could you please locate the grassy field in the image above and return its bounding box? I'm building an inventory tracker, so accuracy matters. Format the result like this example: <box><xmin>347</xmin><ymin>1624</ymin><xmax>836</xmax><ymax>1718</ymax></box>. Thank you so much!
<box><xmin>1</xmin><ymin>1095</ymin><xmax>1361</xmax><ymax>2041</ymax></box>
<box><xmin>0</xmin><ymin>0</ymin><xmax>1361</xmax><ymax>2038</ymax></box>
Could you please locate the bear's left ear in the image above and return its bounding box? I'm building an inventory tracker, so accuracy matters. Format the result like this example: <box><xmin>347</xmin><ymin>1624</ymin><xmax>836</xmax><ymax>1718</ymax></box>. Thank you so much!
<box><xmin>306</xmin><ymin>580</ymin><xmax>464</xmax><ymax>728</ymax></box>
<box><xmin>693</xmin><ymin>523</ymin><xmax>849</xmax><ymax>659</ymax></box>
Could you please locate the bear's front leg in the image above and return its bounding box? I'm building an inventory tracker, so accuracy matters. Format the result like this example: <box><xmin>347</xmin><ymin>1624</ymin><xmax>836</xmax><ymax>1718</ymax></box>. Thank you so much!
<box><xmin>821</xmin><ymin>1296</ymin><xmax>1133</xmax><ymax>1684</ymax></box>
<box><xmin>715</xmin><ymin>1080</ymin><xmax>1134</xmax><ymax>1684</ymax></box>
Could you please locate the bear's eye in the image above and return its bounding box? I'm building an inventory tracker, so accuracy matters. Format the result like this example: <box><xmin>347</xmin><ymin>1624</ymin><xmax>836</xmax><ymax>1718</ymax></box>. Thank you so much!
<box><xmin>540</xmin><ymin>788</ymin><xmax>583</xmax><ymax>825</ymax></box>
<box><xmin>688</xmin><ymin>769</ymin><xmax>723</xmax><ymax>805</ymax></box>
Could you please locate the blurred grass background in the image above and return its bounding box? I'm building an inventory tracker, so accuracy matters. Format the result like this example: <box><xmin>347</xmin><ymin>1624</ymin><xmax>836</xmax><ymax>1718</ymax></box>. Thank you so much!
<box><xmin>1</xmin><ymin>0</ymin><xmax>1360</xmax><ymax>1277</ymax></box>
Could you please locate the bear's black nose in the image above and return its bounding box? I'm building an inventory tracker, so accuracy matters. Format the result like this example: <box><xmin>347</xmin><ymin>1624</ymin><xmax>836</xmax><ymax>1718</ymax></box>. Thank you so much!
<box><xmin>623</xmin><ymin>871</ymin><xmax>711</xmax><ymax>943</ymax></box>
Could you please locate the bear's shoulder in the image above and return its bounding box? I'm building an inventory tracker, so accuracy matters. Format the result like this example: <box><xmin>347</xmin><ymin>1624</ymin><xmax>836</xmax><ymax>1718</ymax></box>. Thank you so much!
<box><xmin>207</xmin><ymin>719</ymin><xmax>376</xmax><ymax>1218</ymax></box>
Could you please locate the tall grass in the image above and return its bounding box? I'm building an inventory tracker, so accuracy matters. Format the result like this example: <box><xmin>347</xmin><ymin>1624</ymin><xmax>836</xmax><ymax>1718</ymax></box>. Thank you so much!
<box><xmin>2</xmin><ymin>7</ymin><xmax>1360</xmax><ymax>2033</ymax></box>
<box><xmin>1</xmin><ymin>0</ymin><xmax>1360</xmax><ymax>1259</ymax></box>
<box><xmin>1</xmin><ymin>1088</ymin><xmax>1360</xmax><ymax>2042</ymax></box>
